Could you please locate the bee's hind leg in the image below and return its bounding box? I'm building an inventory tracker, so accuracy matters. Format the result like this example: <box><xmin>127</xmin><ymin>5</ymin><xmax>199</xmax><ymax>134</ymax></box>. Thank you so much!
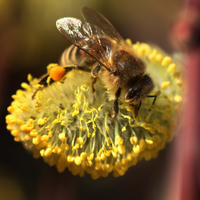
<box><xmin>91</xmin><ymin>63</ymin><xmax>101</xmax><ymax>92</ymax></box>
<box><xmin>32</xmin><ymin>65</ymin><xmax>90</xmax><ymax>99</ymax></box>
<box><xmin>108</xmin><ymin>87</ymin><xmax>121</xmax><ymax>119</ymax></box>
<box><xmin>32</xmin><ymin>73</ymin><xmax>55</xmax><ymax>99</ymax></box>
<box><xmin>91</xmin><ymin>77</ymin><xmax>97</xmax><ymax>93</ymax></box>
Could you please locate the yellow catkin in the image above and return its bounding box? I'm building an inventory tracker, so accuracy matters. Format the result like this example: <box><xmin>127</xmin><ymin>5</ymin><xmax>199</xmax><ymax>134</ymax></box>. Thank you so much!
<box><xmin>75</xmin><ymin>156</ymin><xmax>82</xmax><ymax>165</ymax></box>
<box><xmin>161</xmin><ymin>81</ymin><xmax>171</xmax><ymax>89</ymax></box>
<box><xmin>62</xmin><ymin>144</ymin><xmax>69</xmax><ymax>151</ymax></box>
<box><xmin>116</xmin><ymin>136</ymin><xmax>123</xmax><ymax>145</ymax></box>
<box><xmin>80</xmin><ymin>152</ymin><xmax>87</xmax><ymax>161</ymax></box>
<box><xmin>16</xmin><ymin>119</ymin><xmax>24</xmax><ymax>125</ymax></box>
<box><xmin>41</xmin><ymin>135</ymin><xmax>49</xmax><ymax>141</ymax></box>
<box><xmin>145</xmin><ymin>116</ymin><xmax>150</xmax><ymax>122</ymax></box>
<box><xmin>167</xmin><ymin>63</ymin><xmax>176</xmax><ymax>72</ymax></box>
<box><xmin>121</xmin><ymin>126</ymin><xmax>126</xmax><ymax>132</ymax></box>
<box><xmin>106</xmin><ymin>151</ymin><xmax>111</xmax><ymax>157</ymax></box>
<box><xmin>20</xmin><ymin>121</ymin><xmax>34</xmax><ymax>133</ymax></box>
<box><xmin>44</xmin><ymin>148</ymin><xmax>52</xmax><ymax>157</ymax></box>
<box><xmin>101</xmin><ymin>153</ymin><xmax>106</xmax><ymax>160</ymax></box>
<box><xmin>155</xmin><ymin>54</ymin><xmax>163</xmax><ymax>62</ymax></box>
<box><xmin>133</xmin><ymin>145</ymin><xmax>140</xmax><ymax>154</ymax></box>
<box><xmin>145</xmin><ymin>139</ymin><xmax>153</xmax><ymax>145</ymax></box>
<box><xmin>137</xmin><ymin>43</ymin><xmax>151</xmax><ymax>56</ymax></box>
<box><xmin>67</xmin><ymin>154</ymin><xmax>74</xmax><ymax>162</ymax></box>
<box><xmin>95</xmin><ymin>162</ymin><xmax>102</xmax><ymax>170</ymax></box>
<box><xmin>148</xmin><ymin>49</ymin><xmax>157</xmax><ymax>61</ymax></box>
<box><xmin>173</xmin><ymin>72</ymin><xmax>180</xmax><ymax>78</ymax></box>
<box><xmin>139</xmin><ymin>139</ymin><xmax>146</xmax><ymax>152</ymax></box>
<box><xmin>80</xmin><ymin>127</ymin><xmax>86</xmax><ymax>131</ymax></box>
<box><xmin>48</xmin><ymin>131</ymin><xmax>53</xmax><ymax>137</ymax></box>
<box><xmin>19</xmin><ymin>104</ymin><xmax>28</xmax><ymax>112</ymax></box>
<box><xmin>38</xmin><ymin>117</ymin><xmax>47</xmax><ymax>125</ymax></box>
<box><xmin>32</xmin><ymin>135</ymin><xmax>41</xmax><ymax>145</ymax></box>
<box><xmin>73</xmin><ymin>144</ymin><xmax>79</xmax><ymax>150</ymax></box>
<box><xmin>125</xmin><ymin>38</ymin><xmax>132</xmax><ymax>46</ymax></box>
<box><xmin>130</xmin><ymin>136</ymin><xmax>138</xmax><ymax>145</ymax></box>
<box><xmin>21</xmin><ymin>82</ymin><xmax>30</xmax><ymax>90</ymax></box>
<box><xmin>30</xmin><ymin>129</ymin><xmax>38</xmax><ymax>137</ymax></box>
<box><xmin>162</xmin><ymin>113</ymin><xmax>170</xmax><ymax>120</ymax></box>
<box><xmin>77</xmin><ymin>137</ymin><xmax>83</xmax><ymax>145</ymax></box>
<box><xmin>40</xmin><ymin>149</ymin><xmax>45</xmax><ymax>157</ymax></box>
<box><xmin>11</xmin><ymin>130</ymin><xmax>19</xmax><ymax>137</ymax></box>
<box><xmin>87</xmin><ymin>153</ymin><xmax>94</xmax><ymax>161</ymax></box>
<box><xmin>7</xmin><ymin>106</ymin><xmax>14</xmax><ymax>113</ymax></box>
<box><xmin>5</xmin><ymin>41</ymin><xmax>183</xmax><ymax>179</ymax></box>
<box><xmin>61</xmin><ymin>121</ymin><xmax>65</xmax><ymax>126</ymax></box>
<box><xmin>174</xmin><ymin>95</ymin><xmax>182</xmax><ymax>103</ymax></box>
<box><xmin>176</xmin><ymin>79</ymin><xmax>182</xmax><ymax>87</ymax></box>
<box><xmin>161</xmin><ymin>56</ymin><xmax>171</xmax><ymax>66</ymax></box>
<box><xmin>112</xmin><ymin>151</ymin><xmax>118</xmax><ymax>158</ymax></box>
<box><xmin>118</xmin><ymin>145</ymin><xmax>126</xmax><ymax>154</ymax></box>
<box><xmin>58</xmin><ymin>133</ymin><xmax>67</xmax><ymax>142</ymax></box>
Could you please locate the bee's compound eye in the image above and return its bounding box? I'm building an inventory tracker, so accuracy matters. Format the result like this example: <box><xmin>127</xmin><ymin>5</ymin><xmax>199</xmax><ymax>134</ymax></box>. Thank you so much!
<box><xmin>110</xmin><ymin>68</ymin><xmax>117</xmax><ymax>75</ymax></box>
<box><xmin>125</xmin><ymin>87</ymin><xmax>137</xmax><ymax>102</ymax></box>
<box><xmin>50</xmin><ymin>66</ymin><xmax>66</xmax><ymax>81</ymax></box>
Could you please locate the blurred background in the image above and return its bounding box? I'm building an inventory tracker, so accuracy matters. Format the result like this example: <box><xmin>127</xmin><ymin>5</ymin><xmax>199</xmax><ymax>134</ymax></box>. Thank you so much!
<box><xmin>1</xmin><ymin>0</ymin><xmax>182</xmax><ymax>199</ymax></box>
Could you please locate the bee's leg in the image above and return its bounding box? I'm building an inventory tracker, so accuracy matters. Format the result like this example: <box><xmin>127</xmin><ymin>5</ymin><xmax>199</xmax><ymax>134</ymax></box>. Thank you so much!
<box><xmin>32</xmin><ymin>65</ymin><xmax>91</xmax><ymax>99</ymax></box>
<box><xmin>134</xmin><ymin>101</ymin><xmax>142</xmax><ymax>117</ymax></box>
<box><xmin>73</xmin><ymin>66</ymin><xmax>91</xmax><ymax>72</ymax></box>
<box><xmin>32</xmin><ymin>66</ymin><xmax>75</xmax><ymax>99</ymax></box>
<box><xmin>32</xmin><ymin>73</ymin><xmax>54</xmax><ymax>99</ymax></box>
<box><xmin>91</xmin><ymin>63</ymin><xmax>101</xmax><ymax>92</ymax></box>
<box><xmin>91</xmin><ymin>77</ymin><xmax>97</xmax><ymax>93</ymax></box>
<box><xmin>147</xmin><ymin>95</ymin><xmax>157</xmax><ymax>111</ymax></box>
<box><xmin>52</xmin><ymin>65</ymin><xmax>91</xmax><ymax>79</ymax></box>
<box><xmin>130</xmin><ymin>95</ymin><xmax>156</xmax><ymax>117</ymax></box>
<box><xmin>129</xmin><ymin>101</ymin><xmax>142</xmax><ymax>118</ymax></box>
<box><xmin>108</xmin><ymin>87</ymin><xmax>121</xmax><ymax>119</ymax></box>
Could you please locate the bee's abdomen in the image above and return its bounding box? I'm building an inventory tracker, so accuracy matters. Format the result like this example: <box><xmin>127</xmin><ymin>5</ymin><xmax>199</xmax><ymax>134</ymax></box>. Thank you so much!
<box><xmin>59</xmin><ymin>45</ymin><xmax>78</xmax><ymax>65</ymax></box>
<box><xmin>59</xmin><ymin>45</ymin><xmax>96</xmax><ymax>67</ymax></box>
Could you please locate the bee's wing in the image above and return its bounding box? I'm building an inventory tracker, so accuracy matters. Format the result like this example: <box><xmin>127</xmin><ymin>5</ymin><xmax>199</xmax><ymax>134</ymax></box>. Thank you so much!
<box><xmin>56</xmin><ymin>17</ymin><xmax>112</xmax><ymax>70</ymax></box>
<box><xmin>81</xmin><ymin>6</ymin><xmax>123</xmax><ymax>42</ymax></box>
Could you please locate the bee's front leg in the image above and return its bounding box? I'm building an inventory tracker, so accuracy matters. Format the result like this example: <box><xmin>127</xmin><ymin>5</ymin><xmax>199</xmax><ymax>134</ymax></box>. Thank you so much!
<box><xmin>108</xmin><ymin>87</ymin><xmax>121</xmax><ymax>119</ymax></box>
<box><xmin>32</xmin><ymin>73</ymin><xmax>54</xmax><ymax>99</ymax></box>
<box><xmin>132</xmin><ymin>101</ymin><xmax>141</xmax><ymax>117</ymax></box>
<box><xmin>91</xmin><ymin>63</ymin><xmax>101</xmax><ymax>92</ymax></box>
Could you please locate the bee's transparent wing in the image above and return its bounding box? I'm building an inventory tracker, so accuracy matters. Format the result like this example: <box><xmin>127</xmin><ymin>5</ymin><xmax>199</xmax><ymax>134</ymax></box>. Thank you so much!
<box><xmin>82</xmin><ymin>6</ymin><xmax>123</xmax><ymax>42</ymax></box>
<box><xmin>56</xmin><ymin>17</ymin><xmax>111</xmax><ymax>70</ymax></box>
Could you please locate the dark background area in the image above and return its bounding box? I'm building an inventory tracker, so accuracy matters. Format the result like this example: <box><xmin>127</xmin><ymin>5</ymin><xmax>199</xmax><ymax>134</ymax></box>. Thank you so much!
<box><xmin>1</xmin><ymin>0</ymin><xmax>181</xmax><ymax>199</ymax></box>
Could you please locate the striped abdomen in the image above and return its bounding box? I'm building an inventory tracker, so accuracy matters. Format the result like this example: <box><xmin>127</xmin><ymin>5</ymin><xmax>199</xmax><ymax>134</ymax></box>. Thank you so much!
<box><xmin>59</xmin><ymin>45</ymin><xmax>97</xmax><ymax>67</ymax></box>
<box><xmin>59</xmin><ymin>37</ymin><xmax>113</xmax><ymax>68</ymax></box>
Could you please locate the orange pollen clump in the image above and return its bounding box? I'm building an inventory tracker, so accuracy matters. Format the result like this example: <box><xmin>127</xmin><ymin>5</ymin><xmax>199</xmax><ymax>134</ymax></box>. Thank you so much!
<box><xmin>50</xmin><ymin>66</ymin><xmax>66</xmax><ymax>81</ymax></box>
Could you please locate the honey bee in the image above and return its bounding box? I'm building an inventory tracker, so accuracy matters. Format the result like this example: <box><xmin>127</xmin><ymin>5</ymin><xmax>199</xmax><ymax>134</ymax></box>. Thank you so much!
<box><xmin>33</xmin><ymin>6</ymin><xmax>156</xmax><ymax>119</ymax></box>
